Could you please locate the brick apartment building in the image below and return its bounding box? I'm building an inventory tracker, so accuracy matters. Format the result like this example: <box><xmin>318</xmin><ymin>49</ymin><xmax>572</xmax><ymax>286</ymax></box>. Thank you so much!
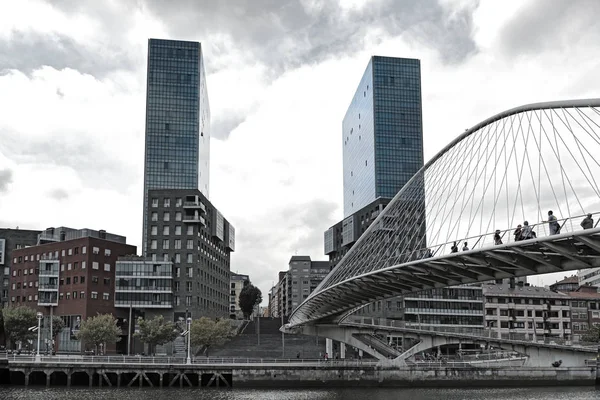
<box><xmin>8</xmin><ymin>227</ymin><xmax>136</xmax><ymax>353</ymax></box>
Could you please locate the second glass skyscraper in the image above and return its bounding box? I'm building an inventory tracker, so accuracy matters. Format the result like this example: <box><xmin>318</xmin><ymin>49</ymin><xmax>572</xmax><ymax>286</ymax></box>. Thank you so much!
<box><xmin>342</xmin><ymin>56</ymin><xmax>423</xmax><ymax>217</ymax></box>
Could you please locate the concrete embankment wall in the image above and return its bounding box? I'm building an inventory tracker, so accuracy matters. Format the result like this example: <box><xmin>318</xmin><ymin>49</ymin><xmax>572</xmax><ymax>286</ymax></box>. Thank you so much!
<box><xmin>232</xmin><ymin>366</ymin><xmax>596</xmax><ymax>388</ymax></box>
<box><xmin>0</xmin><ymin>362</ymin><xmax>596</xmax><ymax>388</ymax></box>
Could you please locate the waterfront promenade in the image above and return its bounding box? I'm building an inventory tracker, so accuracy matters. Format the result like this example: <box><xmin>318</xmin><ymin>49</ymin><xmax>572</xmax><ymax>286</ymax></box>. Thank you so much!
<box><xmin>1</xmin><ymin>354</ymin><xmax>597</xmax><ymax>388</ymax></box>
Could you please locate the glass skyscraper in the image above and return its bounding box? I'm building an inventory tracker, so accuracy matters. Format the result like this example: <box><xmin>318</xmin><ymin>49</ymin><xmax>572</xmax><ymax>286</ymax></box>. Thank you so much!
<box><xmin>142</xmin><ymin>39</ymin><xmax>211</xmax><ymax>254</ymax></box>
<box><xmin>343</xmin><ymin>56</ymin><xmax>423</xmax><ymax>218</ymax></box>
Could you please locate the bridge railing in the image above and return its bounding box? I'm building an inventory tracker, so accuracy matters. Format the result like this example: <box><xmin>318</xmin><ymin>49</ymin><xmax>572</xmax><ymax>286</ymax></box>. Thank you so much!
<box><xmin>381</xmin><ymin>211</ymin><xmax>600</xmax><ymax>268</ymax></box>
<box><xmin>0</xmin><ymin>353</ymin><xmax>377</xmax><ymax>366</ymax></box>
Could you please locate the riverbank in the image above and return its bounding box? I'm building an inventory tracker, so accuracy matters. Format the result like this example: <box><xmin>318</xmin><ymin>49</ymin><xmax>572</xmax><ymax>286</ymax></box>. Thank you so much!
<box><xmin>1</xmin><ymin>358</ymin><xmax>597</xmax><ymax>388</ymax></box>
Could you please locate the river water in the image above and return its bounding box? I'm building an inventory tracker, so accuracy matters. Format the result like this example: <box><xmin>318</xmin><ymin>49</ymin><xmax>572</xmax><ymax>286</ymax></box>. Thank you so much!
<box><xmin>0</xmin><ymin>387</ymin><xmax>599</xmax><ymax>400</ymax></box>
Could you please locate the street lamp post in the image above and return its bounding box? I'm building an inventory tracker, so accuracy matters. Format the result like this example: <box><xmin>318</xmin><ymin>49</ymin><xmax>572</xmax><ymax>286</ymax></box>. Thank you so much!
<box><xmin>35</xmin><ymin>312</ymin><xmax>43</xmax><ymax>362</ymax></box>
<box><xmin>186</xmin><ymin>317</ymin><xmax>192</xmax><ymax>365</ymax></box>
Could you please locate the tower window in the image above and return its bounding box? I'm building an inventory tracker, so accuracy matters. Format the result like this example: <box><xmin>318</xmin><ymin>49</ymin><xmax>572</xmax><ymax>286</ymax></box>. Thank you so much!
<box><xmin>165</xmin><ymin>123</ymin><xmax>170</xmax><ymax>131</ymax></box>
<box><xmin>164</xmin><ymin>162</ymin><xmax>169</xmax><ymax>170</ymax></box>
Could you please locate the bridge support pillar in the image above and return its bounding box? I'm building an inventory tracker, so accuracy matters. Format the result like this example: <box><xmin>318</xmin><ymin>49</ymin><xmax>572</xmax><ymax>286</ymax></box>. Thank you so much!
<box><xmin>24</xmin><ymin>372</ymin><xmax>29</xmax><ymax>387</ymax></box>
<box><xmin>66</xmin><ymin>371</ymin><xmax>71</xmax><ymax>387</ymax></box>
<box><xmin>326</xmin><ymin>338</ymin><xmax>333</xmax><ymax>358</ymax></box>
<box><xmin>46</xmin><ymin>371</ymin><xmax>51</xmax><ymax>387</ymax></box>
<box><xmin>340</xmin><ymin>343</ymin><xmax>346</xmax><ymax>359</ymax></box>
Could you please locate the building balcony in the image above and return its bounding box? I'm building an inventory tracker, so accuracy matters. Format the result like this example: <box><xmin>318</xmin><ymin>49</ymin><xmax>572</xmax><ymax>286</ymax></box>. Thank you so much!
<box><xmin>38</xmin><ymin>293</ymin><xmax>58</xmax><ymax>306</ymax></box>
<box><xmin>114</xmin><ymin>301</ymin><xmax>172</xmax><ymax>308</ymax></box>
<box><xmin>183</xmin><ymin>213</ymin><xmax>206</xmax><ymax>225</ymax></box>
<box><xmin>183</xmin><ymin>201</ymin><xmax>206</xmax><ymax>213</ymax></box>
<box><xmin>38</xmin><ymin>284</ymin><xmax>58</xmax><ymax>291</ymax></box>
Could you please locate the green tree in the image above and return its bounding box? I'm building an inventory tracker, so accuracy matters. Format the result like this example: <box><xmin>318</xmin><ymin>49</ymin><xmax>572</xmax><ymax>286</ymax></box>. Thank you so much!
<box><xmin>50</xmin><ymin>316</ymin><xmax>65</xmax><ymax>350</ymax></box>
<box><xmin>134</xmin><ymin>315</ymin><xmax>178</xmax><ymax>355</ymax></box>
<box><xmin>190</xmin><ymin>317</ymin><xmax>235</xmax><ymax>357</ymax></box>
<box><xmin>238</xmin><ymin>284</ymin><xmax>263</xmax><ymax>319</ymax></box>
<box><xmin>582</xmin><ymin>324</ymin><xmax>600</xmax><ymax>343</ymax></box>
<box><xmin>76</xmin><ymin>314</ymin><xmax>121</xmax><ymax>354</ymax></box>
<box><xmin>3</xmin><ymin>306</ymin><xmax>37</xmax><ymax>348</ymax></box>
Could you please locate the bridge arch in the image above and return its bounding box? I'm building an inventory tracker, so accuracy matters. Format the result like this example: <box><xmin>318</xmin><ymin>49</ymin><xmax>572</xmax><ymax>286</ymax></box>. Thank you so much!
<box><xmin>290</xmin><ymin>99</ymin><xmax>600</xmax><ymax>327</ymax></box>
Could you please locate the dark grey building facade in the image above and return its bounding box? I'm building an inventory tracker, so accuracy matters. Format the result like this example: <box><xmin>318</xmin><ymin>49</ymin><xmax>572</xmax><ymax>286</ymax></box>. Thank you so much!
<box><xmin>145</xmin><ymin>189</ymin><xmax>234</xmax><ymax>321</ymax></box>
<box><xmin>0</xmin><ymin>228</ymin><xmax>41</xmax><ymax>307</ymax></box>
<box><xmin>142</xmin><ymin>39</ymin><xmax>211</xmax><ymax>255</ymax></box>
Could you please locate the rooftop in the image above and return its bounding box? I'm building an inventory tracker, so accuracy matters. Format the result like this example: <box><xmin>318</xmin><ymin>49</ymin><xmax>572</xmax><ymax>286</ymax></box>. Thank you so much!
<box><xmin>483</xmin><ymin>284</ymin><xmax>569</xmax><ymax>298</ymax></box>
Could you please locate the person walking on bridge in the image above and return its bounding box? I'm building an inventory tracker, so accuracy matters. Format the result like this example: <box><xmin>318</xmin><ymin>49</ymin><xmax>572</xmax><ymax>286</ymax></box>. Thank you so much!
<box><xmin>493</xmin><ymin>230</ymin><xmax>503</xmax><ymax>245</ymax></box>
<box><xmin>513</xmin><ymin>224</ymin><xmax>522</xmax><ymax>242</ymax></box>
<box><xmin>462</xmin><ymin>242</ymin><xmax>469</xmax><ymax>251</ymax></box>
<box><xmin>521</xmin><ymin>221</ymin><xmax>533</xmax><ymax>240</ymax></box>
<box><xmin>548</xmin><ymin>211</ymin><xmax>561</xmax><ymax>235</ymax></box>
<box><xmin>451</xmin><ymin>241</ymin><xmax>458</xmax><ymax>253</ymax></box>
<box><xmin>581</xmin><ymin>214</ymin><xmax>594</xmax><ymax>229</ymax></box>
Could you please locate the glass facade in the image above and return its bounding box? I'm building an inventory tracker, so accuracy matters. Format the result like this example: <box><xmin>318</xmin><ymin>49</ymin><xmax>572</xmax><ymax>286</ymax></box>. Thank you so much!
<box><xmin>115</xmin><ymin>258</ymin><xmax>173</xmax><ymax>308</ymax></box>
<box><xmin>142</xmin><ymin>38</ymin><xmax>211</xmax><ymax>254</ymax></box>
<box><xmin>343</xmin><ymin>56</ymin><xmax>423</xmax><ymax>217</ymax></box>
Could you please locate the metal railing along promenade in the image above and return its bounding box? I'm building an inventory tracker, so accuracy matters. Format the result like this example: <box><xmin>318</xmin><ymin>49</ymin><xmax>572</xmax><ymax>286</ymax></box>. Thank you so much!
<box><xmin>1</xmin><ymin>353</ymin><xmax>377</xmax><ymax>367</ymax></box>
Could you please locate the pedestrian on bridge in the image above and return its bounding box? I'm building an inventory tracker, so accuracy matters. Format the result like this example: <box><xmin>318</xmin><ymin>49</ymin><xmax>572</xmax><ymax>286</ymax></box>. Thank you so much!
<box><xmin>462</xmin><ymin>242</ymin><xmax>469</xmax><ymax>251</ymax></box>
<box><xmin>548</xmin><ymin>211</ymin><xmax>561</xmax><ymax>235</ymax></box>
<box><xmin>513</xmin><ymin>225</ymin><xmax>522</xmax><ymax>241</ymax></box>
<box><xmin>521</xmin><ymin>221</ymin><xmax>534</xmax><ymax>240</ymax></box>
<box><xmin>581</xmin><ymin>214</ymin><xmax>594</xmax><ymax>229</ymax></box>
<box><xmin>493</xmin><ymin>230</ymin><xmax>503</xmax><ymax>245</ymax></box>
<box><xmin>451</xmin><ymin>242</ymin><xmax>458</xmax><ymax>253</ymax></box>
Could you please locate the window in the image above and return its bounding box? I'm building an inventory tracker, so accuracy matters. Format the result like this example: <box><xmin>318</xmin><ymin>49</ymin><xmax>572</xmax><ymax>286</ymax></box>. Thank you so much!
<box><xmin>104</xmin><ymin>263</ymin><xmax>111</xmax><ymax>272</ymax></box>
<box><xmin>67</xmin><ymin>263</ymin><xmax>72</xmax><ymax>270</ymax></box>
<box><xmin>163</xmin><ymin>212</ymin><xmax>170</xmax><ymax>222</ymax></box>
<box><xmin>81</xmin><ymin>276</ymin><xmax>85</xmax><ymax>284</ymax></box>
<box><xmin>174</xmin><ymin>239</ymin><xmax>181</xmax><ymax>249</ymax></box>
<box><xmin>74</xmin><ymin>276</ymin><xmax>79</xmax><ymax>284</ymax></box>
<box><xmin>164</xmin><ymin>198</ymin><xmax>170</xmax><ymax>207</ymax></box>
<box><xmin>163</xmin><ymin>254</ymin><xmax>169</xmax><ymax>262</ymax></box>
<box><xmin>151</xmin><ymin>212</ymin><xmax>158</xmax><ymax>221</ymax></box>
<box><xmin>175</xmin><ymin>253</ymin><xmax>181</xmax><ymax>263</ymax></box>
<box><xmin>80</xmin><ymin>291</ymin><xmax>85</xmax><ymax>298</ymax></box>
<box><xmin>187</xmin><ymin>254</ymin><xmax>193</xmax><ymax>263</ymax></box>
<box><xmin>92</xmin><ymin>262</ymin><xmax>99</xmax><ymax>270</ymax></box>
<box><xmin>82</xmin><ymin>261</ymin><xmax>86</xmax><ymax>269</ymax></box>
<box><xmin>74</xmin><ymin>262</ymin><xmax>78</xmax><ymax>270</ymax></box>
<box><xmin>186</xmin><ymin>296</ymin><xmax>192</xmax><ymax>306</ymax></box>
<box><xmin>103</xmin><ymin>293</ymin><xmax>110</xmax><ymax>300</ymax></box>
<box><xmin>152</xmin><ymin>198</ymin><xmax>159</xmax><ymax>207</ymax></box>
<box><xmin>187</xmin><ymin>226</ymin><xmax>194</xmax><ymax>235</ymax></box>
<box><xmin>105</xmin><ymin>249</ymin><xmax>111</xmax><ymax>256</ymax></box>
<box><xmin>60</xmin><ymin>264</ymin><xmax>65</xmax><ymax>271</ymax></box>
<box><xmin>175</xmin><ymin>212</ymin><xmax>182</xmax><ymax>221</ymax></box>
<box><xmin>82</xmin><ymin>246</ymin><xmax>87</xmax><ymax>254</ymax></box>
<box><xmin>104</xmin><ymin>277</ymin><xmax>110</xmax><ymax>285</ymax></box>
<box><xmin>187</xmin><ymin>282</ymin><xmax>192</xmax><ymax>291</ymax></box>
<box><xmin>163</xmin><ymin>226</ymin><xmax>170</xmax><ymax>235</ymax></box>
<box><xmin>162</xmin><ymin>239</ymin><xmax>169</xmax><ymax>249</ymax></box>
<box><xmin>74</xmin><ymin>247</ymin><xmax>79</xmax><ymax>255</ymax></box>
<box><xmin>91</xmin><ymin>292</ymin><xmax>98</xmax><ymax>299</ymax></box>
<box><xmin>93</xmin><ymin>247</ymin><xmax>100</xmax><ymax>255</ymax></box>
<box><xmin>92</xmin><ymin>276</ymin><xmax>98</xmax><ymax>283</ymax></box>
<box><xmin>187</xmin><ymin>240</ymin><xmax>193</xmax><ymax>249</ymax></box>
<box><xmin>66</xmin><ymin>292</ymin><xmax>70</xmax><ymax>300</ymax></box>
<box><xmin>151</xmin><ymin>240</ymin><xmax>157</xmax><ymax>250</ymax></box>
<box><xmin>61</xmin><ymin>250</ymin><xmax>65</xmax><ymax>257</ymax></box>
<box><xmin>175</xmin><ymin>226</ymin><xmax>181</xmax><ymax>235</ymax></box>
<box><xmin>188</xmin><ymin>267</ymin><xmax>193</xmax><ymax>278</ymax></box>
<box><xmin>68</xmin><ymin>248</ymin><xmax>72</xmax><ymax>256</ymax></box>
<box><xmin>72</xmin><ymin>291</ymin><xmax>77</xmax><ymax>299</ymax></box>
<box><xmin>174</xmin><ymin>296</ymin><xmax>180</xmax><ymax>306</ymax></box>
<box><xmin>175</xmin><ymin>198</ymin><xmax>182</xmax><ymax>207</ymax></box>
<box><xmin>66</xmin><ymin>277</ymin><xmax>71</xmax><ymax>284</ymax></box>
<box><xmin>151</xmin><ymin>226</ymin><xmax>158</xmax><ymax>235</ymax></box>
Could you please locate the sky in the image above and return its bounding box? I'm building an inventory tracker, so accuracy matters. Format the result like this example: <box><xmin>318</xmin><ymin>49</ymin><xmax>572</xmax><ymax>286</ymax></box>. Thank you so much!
<box><xmin>1</xmin><ymin>0</ymin><xmax>600</xmax><ymax>302</ymax></box>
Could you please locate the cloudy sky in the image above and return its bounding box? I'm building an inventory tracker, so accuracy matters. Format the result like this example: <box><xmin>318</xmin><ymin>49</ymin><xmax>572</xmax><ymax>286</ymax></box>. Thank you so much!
<box><xmin>1</xmin><ymin>0</ymin><xmax>599</xmax><ymax>300</ymax></box>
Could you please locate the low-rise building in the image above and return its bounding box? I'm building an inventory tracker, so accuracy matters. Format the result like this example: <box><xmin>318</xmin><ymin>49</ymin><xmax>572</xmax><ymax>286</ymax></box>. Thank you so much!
<box><xmin>8</xmin><ymin>227</ymin><xmax>136</xmax><ymax>353</ymax></box>
<box><xmin>483</xmin><ymin>283</ymin><xmax>571</xmax><ymax>342</ymax></box>
<box><xmin>0</xmin><ymin>228</ymin><xmax>41</xmax><ymax>308</ymax></box>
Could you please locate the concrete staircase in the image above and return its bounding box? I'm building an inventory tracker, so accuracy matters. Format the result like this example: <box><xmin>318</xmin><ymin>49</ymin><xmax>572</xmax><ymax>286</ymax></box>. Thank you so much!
<box><xmin>173</xmin><ymin>335</ymin><xmax>186</xmax><ymax>356</ymax></box>
<box><xmin>208</xmin><ymin>317</ymin><xmax>326</xmax><ymax>359</ymax></box>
